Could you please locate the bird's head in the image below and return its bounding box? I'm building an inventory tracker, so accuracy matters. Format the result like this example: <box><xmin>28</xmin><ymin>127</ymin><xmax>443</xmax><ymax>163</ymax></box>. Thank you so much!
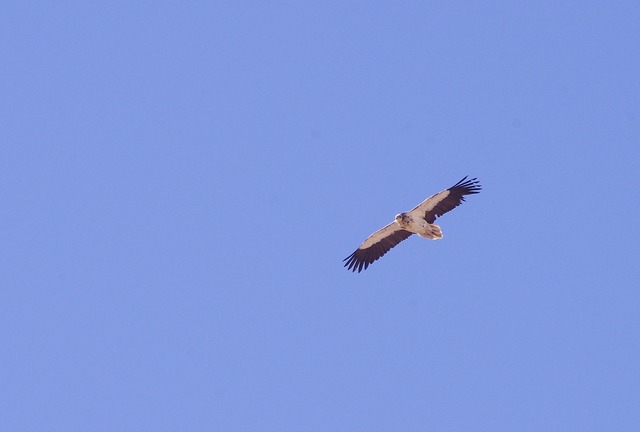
<box><xmin>395</xmin><ymin>213</ymin><xmax>406</xmax><ymax>226</ymax></box>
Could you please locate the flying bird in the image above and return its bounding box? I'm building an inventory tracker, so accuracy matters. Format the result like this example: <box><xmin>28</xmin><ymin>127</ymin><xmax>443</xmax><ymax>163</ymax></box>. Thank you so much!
<box><xmin>343</xmin><ymin>176</ymin><xmax>481</xmax><ymax>272</ymax></box>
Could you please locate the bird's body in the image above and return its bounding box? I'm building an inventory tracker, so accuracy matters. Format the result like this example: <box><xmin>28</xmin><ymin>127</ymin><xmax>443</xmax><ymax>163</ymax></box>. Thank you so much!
<box><xmin>343</xmin><ymin>176</ymin><xmax>481</xmax><ymax>272</ymax></box>
<box><xmin>394</xmin><ymin>212</ymin><xmax>443</xmax><ymax>239</ymax></box>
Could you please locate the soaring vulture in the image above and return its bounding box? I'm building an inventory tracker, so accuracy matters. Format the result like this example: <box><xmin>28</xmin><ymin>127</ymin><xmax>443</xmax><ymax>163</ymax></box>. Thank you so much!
<box><xmin>343</xmin><ymin>176</ymin><xmax>481</xmax><ymax>272</ymax></box>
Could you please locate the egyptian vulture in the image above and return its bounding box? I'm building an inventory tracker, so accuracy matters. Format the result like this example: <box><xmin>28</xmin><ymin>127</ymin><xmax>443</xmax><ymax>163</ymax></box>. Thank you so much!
<box><xmin>343</xmin><ymin>176</ymin><xmax>481</xmax><ymax>272</ymax></box>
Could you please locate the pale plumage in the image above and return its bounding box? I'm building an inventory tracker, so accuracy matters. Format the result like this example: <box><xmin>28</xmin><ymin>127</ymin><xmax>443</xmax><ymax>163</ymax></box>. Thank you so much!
<box><xmin>343</xmin><ymin>176</ymin><xmax>481</xmax><ymax>272</ymax></box>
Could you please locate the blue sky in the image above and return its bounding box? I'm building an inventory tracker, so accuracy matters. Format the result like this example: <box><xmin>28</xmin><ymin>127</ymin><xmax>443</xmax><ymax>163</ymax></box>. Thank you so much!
<box><xmin>2</xmin><ymin>2</ymin><xmax>639</xmax><ymax>431</ymax></box>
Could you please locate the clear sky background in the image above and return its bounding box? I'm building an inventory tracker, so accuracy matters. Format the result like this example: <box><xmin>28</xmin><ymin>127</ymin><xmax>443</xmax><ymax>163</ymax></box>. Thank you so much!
<box><xmin>2</xmin><ymin>2</ymin><xmax>639</xmax><ymax>431</ymax></box>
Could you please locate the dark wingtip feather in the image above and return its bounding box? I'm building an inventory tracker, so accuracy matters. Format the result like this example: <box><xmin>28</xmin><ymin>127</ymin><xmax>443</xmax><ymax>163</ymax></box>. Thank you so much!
<box><xmin>343</xmin><ymin>251</ymin><xmax>364</xmax><ymax>273</ymax></box>
<box><xmin>452</xmin><ymin>176</ymin><xmax>482</xmax><ymax>195</ymax></box>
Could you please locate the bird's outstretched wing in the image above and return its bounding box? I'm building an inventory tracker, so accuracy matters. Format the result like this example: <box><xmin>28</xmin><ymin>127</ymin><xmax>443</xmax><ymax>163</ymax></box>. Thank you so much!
<box><xmin>410</xmin><ymin>176</ymin><xmax>481</xmax><ymax>223</ymax></box>
<box><xmin>343</xmin><ymin>222</ymin><xmax>413</xmax><ymax>273</ymax></box>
